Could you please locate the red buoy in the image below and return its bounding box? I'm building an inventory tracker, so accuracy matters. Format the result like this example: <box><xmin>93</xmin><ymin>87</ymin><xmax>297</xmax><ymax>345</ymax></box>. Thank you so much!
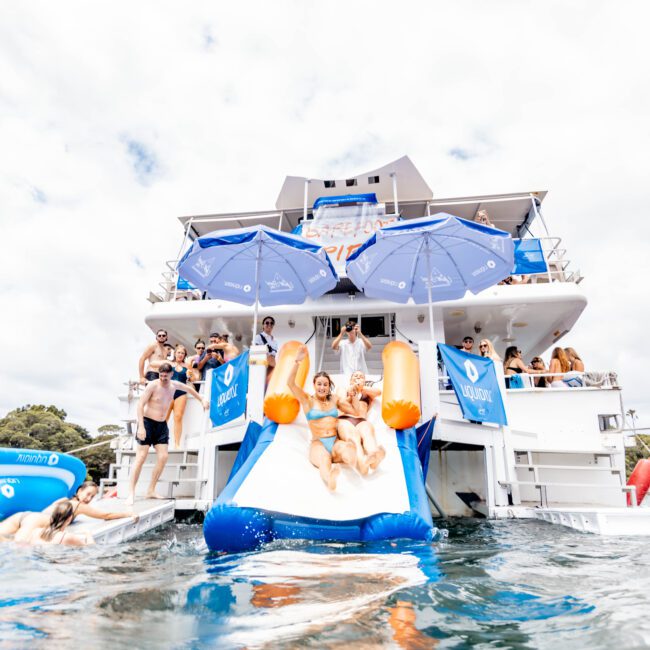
<box><xmin>626</xmin><ymin>459</ymin><xmax>650</xmax><ymax>506</ymax></box>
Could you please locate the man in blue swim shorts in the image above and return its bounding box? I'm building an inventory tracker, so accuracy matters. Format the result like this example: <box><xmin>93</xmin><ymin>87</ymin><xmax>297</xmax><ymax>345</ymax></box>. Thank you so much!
<box><xmin>127</xmin><ymin>362</ymin><xmax>209</xmax><ymax>504</ymax></box>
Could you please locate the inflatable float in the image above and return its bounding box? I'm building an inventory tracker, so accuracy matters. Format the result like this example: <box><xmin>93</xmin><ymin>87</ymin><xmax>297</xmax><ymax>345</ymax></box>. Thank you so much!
<box><xmin>0</xmin><ymin>447</ymin><xmax>87</xmax><ymax>519</ymax></box>
<box><xmin>204</xmin><ymin>342</ymin><xmax>435</xmax><ymax>553</ymax></box>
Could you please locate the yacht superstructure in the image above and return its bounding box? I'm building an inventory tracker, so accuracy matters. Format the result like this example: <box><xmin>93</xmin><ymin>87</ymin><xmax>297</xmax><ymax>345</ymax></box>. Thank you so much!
<box><xmin>110</xmin><ymin>156</ymin><xmax>639</xmax><ymax>537</ymax></box>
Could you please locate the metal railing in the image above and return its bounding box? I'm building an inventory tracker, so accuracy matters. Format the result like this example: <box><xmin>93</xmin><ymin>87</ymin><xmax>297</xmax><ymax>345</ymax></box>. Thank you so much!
<box><xmin>151</xmin><ymin>229</ymin><xmax>581</xmax><ymax>303</ymax></box>
<box><xmin>438</xmin><ymin>369</ymin><xmax>618</xmax><ymax>392</ymax></box>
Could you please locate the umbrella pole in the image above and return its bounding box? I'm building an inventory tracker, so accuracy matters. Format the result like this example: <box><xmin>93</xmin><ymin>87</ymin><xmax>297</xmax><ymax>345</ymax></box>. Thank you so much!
<box><xmin>427</xmin><ymin>284</ymin><xmax>435</xmax><ymax>341</ymax></box>
<box><xmin>425</xmin><ymin>237</ymin><xmax>436</xmax><ymax>341</ymax></box>
<box><xmin>252</xmin><ymin>239</ymin><xmax>262</xmax><ymax>340</ymax></box>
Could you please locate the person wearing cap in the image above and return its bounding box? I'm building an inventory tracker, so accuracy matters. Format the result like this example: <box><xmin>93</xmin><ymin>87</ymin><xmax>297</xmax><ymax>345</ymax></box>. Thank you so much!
<box><xmin>460</xmin><ymin>336</ymin><xmax>474</xmax><ymax>353</ymax></box>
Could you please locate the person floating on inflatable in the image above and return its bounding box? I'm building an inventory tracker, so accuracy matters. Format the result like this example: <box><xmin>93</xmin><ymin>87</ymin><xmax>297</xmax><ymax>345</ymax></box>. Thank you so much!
<box><xmin>337</xmin><ymin>371</ymin><xmax>386</xmax><ymax>474</ymax></box>
<box><xmin>287</xmin><ymin>345</ymin><xmax>358</xmax><ymax>491</ymax></box>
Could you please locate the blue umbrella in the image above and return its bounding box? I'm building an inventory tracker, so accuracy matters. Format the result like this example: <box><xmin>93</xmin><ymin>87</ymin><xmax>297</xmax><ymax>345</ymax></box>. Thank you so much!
<box><xmin>177</xmin><ymin>225</ymin><xmax>338</xmax><ymax>337</ymax></box>
<box><xmin>346</xmin><ymin>213</ymin><xmax>514</xmax><ymax>340</ymax></box>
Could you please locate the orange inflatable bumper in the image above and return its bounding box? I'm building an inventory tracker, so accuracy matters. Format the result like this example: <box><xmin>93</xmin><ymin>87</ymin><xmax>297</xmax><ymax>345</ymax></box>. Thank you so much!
<box><xmin>627</xmin><ymin>458</ymin><xmax>650</xmax><ymax>506</ymax></box>
<box><xmin>263</xmin><ymin>341</ymin><xmax>310</xmax><ymax>424</ymax></box>
<box><xmin>382</xmin><ymin>341</ymin><xmax>421</xmax><ymax>429</ymax></box>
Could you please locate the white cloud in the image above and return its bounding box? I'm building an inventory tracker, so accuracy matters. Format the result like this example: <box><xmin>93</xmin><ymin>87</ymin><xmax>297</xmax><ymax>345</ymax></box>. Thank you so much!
<box><xmin>1</xmin><ymin>1</ymin><xmax>649</xmax><ymax>431</ymax></box>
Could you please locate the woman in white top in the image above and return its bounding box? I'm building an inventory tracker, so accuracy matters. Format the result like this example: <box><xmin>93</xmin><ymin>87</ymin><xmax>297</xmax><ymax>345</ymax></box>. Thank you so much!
<box><xmin>254</xmin><ymin>316</ymin><xmax>278</xmax><ymax>377</ymax></box>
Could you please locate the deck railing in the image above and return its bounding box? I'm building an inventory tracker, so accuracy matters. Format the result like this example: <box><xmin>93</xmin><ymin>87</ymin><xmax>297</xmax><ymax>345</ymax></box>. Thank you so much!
<box><xmin>438</xmin><ymin>369</ymin><xmax>618</xmax><ymax>392</ymax></box>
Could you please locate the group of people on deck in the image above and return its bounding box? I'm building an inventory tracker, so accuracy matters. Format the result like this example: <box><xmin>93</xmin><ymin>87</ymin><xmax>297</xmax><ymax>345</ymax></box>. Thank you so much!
<box><xmin>460</xmin><ymin>335</ymin><xmax>585</xmax><ymax>388</ymax></box>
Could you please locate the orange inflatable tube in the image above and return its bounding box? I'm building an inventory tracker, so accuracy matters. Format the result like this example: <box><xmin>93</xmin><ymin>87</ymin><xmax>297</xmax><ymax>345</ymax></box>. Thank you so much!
<box><xmin>382</xmin><ymin>341</ymin><xmax>421</xmax><ymax>429</ymax></box>
<box><xmin>627</xmin><ymin>458</ymin><xmax>650</xmax><ymax>506</ymax></box>
<box><xmin>264</xmin><ymin>341</ymin><xmax>310</xmax><ymax>424</ymax></box>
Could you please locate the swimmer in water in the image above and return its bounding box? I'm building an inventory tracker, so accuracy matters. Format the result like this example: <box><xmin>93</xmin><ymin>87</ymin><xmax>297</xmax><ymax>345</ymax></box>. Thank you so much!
<box><xmin>28</xmin><ymin>500</ymin><xmax>95</xmax><ymax>547</ymax></box>
<box><xmin>0</xmin><ymin>481</ymin><xmax>136</xmax><ymax>542</ymax></box>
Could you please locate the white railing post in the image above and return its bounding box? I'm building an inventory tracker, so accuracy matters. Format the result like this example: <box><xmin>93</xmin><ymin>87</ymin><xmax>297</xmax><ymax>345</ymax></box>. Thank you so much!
<box><xmin>390</xmin><ymin>172</ymin><xmax>399</xmax><ymax>216</ymax></box>
<box><xmin>173</xmin><ymin>217</ymin><xmax>194</xmax><ymax>301</ymax></box>
<box><xmin>248</xmin><ymin>345</ymin><xmax>268</xmax><ymax>425</ymax></box>
<box><xmin>303</xmin><ymin>179</ymin><xmax>310</xmax><ymax>223</ymax></box>
<box><xmin>494</xmin><ymin>363</ymin><xmax>520</xmax><ymax>506</ymax></box>
<box><xmin>200</xmin><ymin>368</ymin><xmax>214</xmax><ymax>501</ymax></box>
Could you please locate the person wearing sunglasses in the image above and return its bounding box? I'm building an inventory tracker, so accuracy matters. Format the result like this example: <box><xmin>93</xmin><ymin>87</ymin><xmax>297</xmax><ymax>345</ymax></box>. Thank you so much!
<box><xmin>187</xmin><ymin>340</ymin><xmax>206</xmax><ymax>392</ymax></box>
<box><xmin>254</xmin><ymin>316</ymin><xmax>278</xmax><ymax>376</ymax></box>
<box><xmin>478</xmin><ymin>339</ymin><xmax>501</xmax><ymax>363</ymax></box>
<box><xmin>460</xmin><ymin>336</ymin><xmax>474</xmax><ymax>353</ymax></box>
<box><xmin>530</xmin><ymin>356</ymin><xmax>548</xmax><ymax>388</ymax></box>
<box><xmin>503</xmin><ymin>346</ymin><xmax>532</xmax><ymax>388</ymax></box>
<box><xmin>138</xmin><ymin>329</ymin><xmax>170</xmax><ymax>384</ymax></box>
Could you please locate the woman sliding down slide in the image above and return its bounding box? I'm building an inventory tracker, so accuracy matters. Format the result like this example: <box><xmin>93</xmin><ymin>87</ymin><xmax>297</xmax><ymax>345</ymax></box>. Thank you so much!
<box><xmin>337</xmin><ymin>371</ymin><xmax>386</xmax><ymax>475</ymax></box>
<box><xmin>287</xmin><ymin>345</ymin><xmax>357</xmax><ymax>491</ymax></box>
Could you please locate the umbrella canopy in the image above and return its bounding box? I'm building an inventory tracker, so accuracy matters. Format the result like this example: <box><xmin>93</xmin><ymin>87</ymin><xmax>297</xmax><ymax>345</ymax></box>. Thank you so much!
<box><xmin>177</xmin><ymin>225</ymin><xmax>338</xmax><ymax>336</ymax></box>
<box><xmin>346</xmin><ymin>214</ymin><xmax>514</xmax><ymax>339</ymax></box>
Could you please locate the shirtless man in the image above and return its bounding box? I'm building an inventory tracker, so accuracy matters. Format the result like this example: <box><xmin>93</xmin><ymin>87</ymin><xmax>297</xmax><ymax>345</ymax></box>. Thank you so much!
<box><xmin>138</xmin><ymin>328</ymin><xmax>170</xmax><ymax>384</ymax></box>
<box><xmin>127</xmin><ymin>362</ymin><xmax>209</xmax><ymax>504</ymax></box>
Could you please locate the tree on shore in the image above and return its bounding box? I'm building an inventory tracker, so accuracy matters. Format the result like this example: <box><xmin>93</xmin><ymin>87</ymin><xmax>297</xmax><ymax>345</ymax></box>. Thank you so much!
<box><xmin>0</xmin><ymin>405</ymin><xmax>120</xmax><ymax>483</ymax></box>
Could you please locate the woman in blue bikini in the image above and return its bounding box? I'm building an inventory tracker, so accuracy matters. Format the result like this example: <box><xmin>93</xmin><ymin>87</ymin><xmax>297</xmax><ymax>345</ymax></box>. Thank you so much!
<box><xmin>287</xmin><ymin>345</ymin><xmax>357</xmax><ymax>491</ymax></box>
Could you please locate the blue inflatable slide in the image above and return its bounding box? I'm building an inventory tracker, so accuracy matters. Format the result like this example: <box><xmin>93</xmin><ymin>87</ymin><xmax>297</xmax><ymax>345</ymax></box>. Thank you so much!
<box><xmin>204</xmin><ymin>395</ymin><xmax>435</xmax><ymax>553</ymax></box>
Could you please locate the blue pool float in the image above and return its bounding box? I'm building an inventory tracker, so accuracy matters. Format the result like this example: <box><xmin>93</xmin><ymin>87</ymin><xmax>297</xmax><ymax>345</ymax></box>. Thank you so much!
<box><xmin>0</xmin><ymin>447</ymin><xmax>87</xmax><ymax>519</ymax></box>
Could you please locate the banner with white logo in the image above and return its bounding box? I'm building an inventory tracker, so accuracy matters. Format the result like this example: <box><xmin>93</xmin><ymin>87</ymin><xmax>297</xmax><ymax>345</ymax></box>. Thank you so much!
<box><xmin>438</xmin><ymin>343</ymin><xmax>507</xmax><ymax>425</ymax></box>
<box><xmin>210</xmin><ymin>351</ymin><xmax>249</xmax><ymax>427</ymax></box>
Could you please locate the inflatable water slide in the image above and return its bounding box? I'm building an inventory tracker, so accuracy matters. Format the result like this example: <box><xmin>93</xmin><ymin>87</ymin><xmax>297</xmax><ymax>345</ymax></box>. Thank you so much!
<box><xmin>204</xmin><ymin>341</ymin><xmax>436</xmax><ymax>553</ymax></box>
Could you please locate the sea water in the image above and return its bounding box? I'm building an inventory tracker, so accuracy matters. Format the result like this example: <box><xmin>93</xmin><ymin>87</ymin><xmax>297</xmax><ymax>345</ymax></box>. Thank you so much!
<box><xmin>2</xmin><ymin>518</ymin><xmax>650</xmax><ymax>649</ymax></box>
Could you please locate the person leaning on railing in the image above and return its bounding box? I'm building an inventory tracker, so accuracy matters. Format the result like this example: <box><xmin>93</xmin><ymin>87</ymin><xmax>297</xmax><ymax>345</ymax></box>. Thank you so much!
<box><xmin>503</xmin><ymin>346</ymin><xmax>532</xmax><ymax>388</ymax></box>
<box><xmin>530</xmin><ymin>356</ymin><xmax>548</xmax><ymax>387</ymax></box>
<box><xmin>549</xmin><ymin>347</ymin><xmax>571</xmax><ymax>387</ymax></box>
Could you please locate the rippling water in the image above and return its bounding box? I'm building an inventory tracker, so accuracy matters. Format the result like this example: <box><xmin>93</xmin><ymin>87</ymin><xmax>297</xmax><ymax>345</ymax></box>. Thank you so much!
<box><xmin>2</xmin><ymin>518</ymin><xmax>650</xmax><ymax>649</ymax></box>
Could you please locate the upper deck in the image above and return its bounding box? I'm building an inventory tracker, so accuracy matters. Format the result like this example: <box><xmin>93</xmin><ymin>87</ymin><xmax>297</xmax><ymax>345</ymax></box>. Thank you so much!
<box><xmin>145</xmin><ymin>156</ymin><xmax>583</xmax><ymax>360</ymax></box>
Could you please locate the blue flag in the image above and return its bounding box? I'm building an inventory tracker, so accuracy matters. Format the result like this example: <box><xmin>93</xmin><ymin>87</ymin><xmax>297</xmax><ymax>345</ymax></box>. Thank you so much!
<box><xmin>210</xmin><ymin>351</ymin><xmax>249</xmax><ymax>427</ymax></box>
<box><xmin>438</xmin><ymin>344</ymin><xmax>507</xmax><ymax>426</ymax></box>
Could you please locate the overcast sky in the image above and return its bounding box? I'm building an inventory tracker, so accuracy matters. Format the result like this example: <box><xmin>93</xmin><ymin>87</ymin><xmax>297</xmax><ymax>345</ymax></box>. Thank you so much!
<box><xmin>1</xmin><ymin>1</ymin><xmax>648</xmax><ymax>433</ymax></box>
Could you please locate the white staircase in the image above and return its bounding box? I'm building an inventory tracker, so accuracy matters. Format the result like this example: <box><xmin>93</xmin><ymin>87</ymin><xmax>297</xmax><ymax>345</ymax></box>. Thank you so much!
<box><xmin>503</xmin><ymin>447</ymin><xmax>631</xmax><ymax>508</ymax></box>
<box><xmin>100</xmin><ymin>447</ymin><xmax>207</xmax><ymax>503</ymax></box>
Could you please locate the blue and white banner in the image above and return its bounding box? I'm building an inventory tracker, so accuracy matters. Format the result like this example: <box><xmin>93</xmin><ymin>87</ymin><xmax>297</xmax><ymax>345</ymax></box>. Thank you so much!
<box><xmin>210</xmin><ymin>351</ymin><xmax>249</xmax><ymax>427</ymax></box>
<box><xmin>438</xmin><ymin>344</ymin><xmax>507</xmax><ymax>426</ymax></box>
<box><xmin>512</xmin><ymin>238</ymin><xmax>547</xmax><ymax>275</ymax></box>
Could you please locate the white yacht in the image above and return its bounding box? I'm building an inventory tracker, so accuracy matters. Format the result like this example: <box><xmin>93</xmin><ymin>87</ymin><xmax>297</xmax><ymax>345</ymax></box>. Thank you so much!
<box><xmin>110</xmin><ymin>155</ymin><xmax>645</xmax><ymax>540</ymax></box>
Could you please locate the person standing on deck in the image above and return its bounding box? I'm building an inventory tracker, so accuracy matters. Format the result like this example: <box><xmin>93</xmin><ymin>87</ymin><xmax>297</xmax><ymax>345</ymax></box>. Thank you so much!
<box><xmin>138</xmin><ymin>329</ymin><xmax>170</xmax><ymax>384</ymax></box>
<box><xmin>127</xmin><ymin>362</ymin><xmax>209</xmax><ymax>504</ymax></box>
<box><xmin>331</xmin><ymin>321</ymin><xmax>372</xmax><ymax>376</ymax></box>
<box><xmin>254</xmin><ymin>316</ymin><xmax>278</xmax><ymax>379</ymax></box>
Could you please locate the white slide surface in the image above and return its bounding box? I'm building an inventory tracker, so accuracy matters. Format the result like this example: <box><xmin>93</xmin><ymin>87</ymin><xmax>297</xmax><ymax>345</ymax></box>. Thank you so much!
<box><xmin>233</xmin><ymin>379</ymin><xmax>410</xmax><ymax>520</ymax></box>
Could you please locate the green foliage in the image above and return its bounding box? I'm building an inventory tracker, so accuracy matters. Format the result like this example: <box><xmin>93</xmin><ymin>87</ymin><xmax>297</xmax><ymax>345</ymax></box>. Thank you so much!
<box><xmin>625</xmin><ymin>435</ymin><xmax>650</xmax><ymax>476</ymax></box>
<box><xmin>0</xmin><ymin>405</ymin><xmax>119</xmax><ymax>483</ymax></box>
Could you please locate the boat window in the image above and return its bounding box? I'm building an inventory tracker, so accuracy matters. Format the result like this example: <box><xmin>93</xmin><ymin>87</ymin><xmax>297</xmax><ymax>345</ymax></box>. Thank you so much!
<box><xmin>346</xmin><ymin>178</ymin><xmax>358</xmax><ymax>187</ymax></box>
<box><xmin>368</xmin><ymin>175</ymin><xmax>380</xmax><ymax>184</ymax></box>
<box><xmin>361</xmin><ymin>315</ymin><xmax>387</xmax><ymax>337</ymax></box>
<box><xmin>324</xmin><ymin>180</ymin><xmax>336</xmax><ymax>188</ymax></box>
<box><xmin>598</xmin><ymin>414</ymin><xmax>620</xmax><ymax>431</ymax></box>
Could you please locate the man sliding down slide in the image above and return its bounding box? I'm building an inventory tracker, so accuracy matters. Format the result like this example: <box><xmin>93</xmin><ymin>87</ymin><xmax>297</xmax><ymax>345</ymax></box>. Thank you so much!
<box><xmin>287</xmin><ymin>345</ymin><xmax>358</xmax><ymax>491</ymax></box>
